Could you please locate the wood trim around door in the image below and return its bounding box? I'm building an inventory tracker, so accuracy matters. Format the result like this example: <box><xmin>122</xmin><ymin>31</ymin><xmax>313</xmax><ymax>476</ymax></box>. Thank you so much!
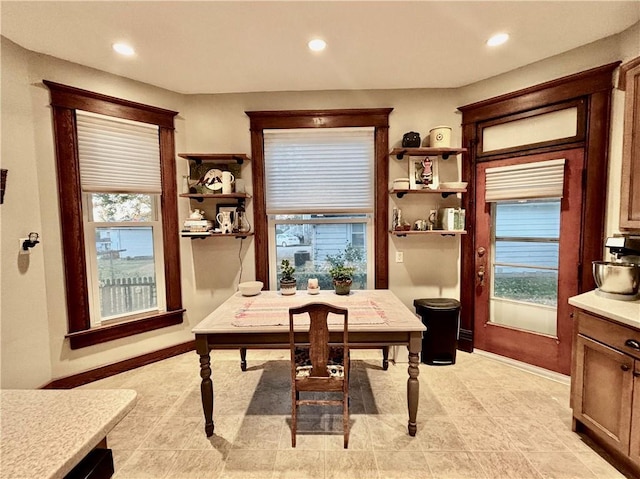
<box><xmin>457</xmin><ymin>62</ymin><xmax>618</xmax><ymax>353</ymax></box>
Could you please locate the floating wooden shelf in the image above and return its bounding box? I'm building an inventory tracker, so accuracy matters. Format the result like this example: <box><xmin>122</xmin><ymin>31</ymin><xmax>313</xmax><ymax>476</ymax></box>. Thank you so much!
<box><xmin>390</xmin><ymin>147</ymin><xmax>466</xmax><ymax>160</ymax></box>
<box><xmin>390</xmin><ymin>230</ymin><xmax>467</xmax><ymax>237</ymax></box>
<box><xmin>178</xmin><ymin>153</ymin><xmax>251</xmax><ymax>165</ymax></box>
<box><xmin>181</xmin><ymin>232</ymin><xmax>255</xmax><ymax>240</ymax></box>
<box><xmin>179</xmin><ymin>193</ymin><xmax>251</xmax><ymax>203</ymax></box>
<box><xmin>390</xmin><ymin>188</ymin><xmax>466</xmax><ymax>199</ymax></box>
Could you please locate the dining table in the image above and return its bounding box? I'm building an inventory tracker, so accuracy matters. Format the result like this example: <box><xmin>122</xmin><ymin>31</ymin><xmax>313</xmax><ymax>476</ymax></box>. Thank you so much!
<box><xmin>192</xmin><ymin>289</ymin><xmax>426</xmax><ymax>437</ymax></box>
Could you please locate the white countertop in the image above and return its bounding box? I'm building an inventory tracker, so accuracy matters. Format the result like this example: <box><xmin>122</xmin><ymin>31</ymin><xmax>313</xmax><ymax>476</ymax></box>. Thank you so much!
<box><xmin>569</xmin><ymin>290</ymin><xmax>640</xmax><ymax>329</ymax></box>
<box><xmin>0</xmin><ymin>389</ymin><xmax>137</xmax><ymax>479</ymax></box>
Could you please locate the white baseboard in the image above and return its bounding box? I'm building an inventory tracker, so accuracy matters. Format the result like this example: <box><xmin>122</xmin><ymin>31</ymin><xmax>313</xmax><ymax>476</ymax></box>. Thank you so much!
<box><xmin>474</xmin><ymin>349</ymin><xmax>570</xmax><ymax>384</ymax></box>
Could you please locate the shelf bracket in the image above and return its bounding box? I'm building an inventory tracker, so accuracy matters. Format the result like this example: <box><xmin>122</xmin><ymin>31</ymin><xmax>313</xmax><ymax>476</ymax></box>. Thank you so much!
<box><xmin>441</xmin><ymin>192</ymin><xmax>452</xmax><ymax>199</ymax></box>
<box><xmin>232</xmin><ymin>155</ymin><xmax>244</xmax><ymax>165</ymax></box>
<box><xmin>396</xmin><ymin>192</ymin><xmax>406</xmax><ymax>199</ymax></box>
<box><xmin>441</xmin><ymin>153</ymin><xmax>450</xmax><ymax>160</ymax></box>
<box><xmin>395</xmin><ymin>149</ymin><xmax>407</xmax><ymax>160</ymax></box>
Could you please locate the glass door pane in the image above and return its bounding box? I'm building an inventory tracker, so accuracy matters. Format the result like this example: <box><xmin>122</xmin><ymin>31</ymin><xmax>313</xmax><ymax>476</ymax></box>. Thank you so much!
<box><xmin>490</xmin><ymin>200</ymin><xmax>560</xmax><ymax>335</ymax></box>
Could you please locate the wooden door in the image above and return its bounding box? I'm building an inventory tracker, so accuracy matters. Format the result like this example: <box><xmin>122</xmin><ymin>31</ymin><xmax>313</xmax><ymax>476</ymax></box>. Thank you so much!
<box><xmin>473</xmin><ymin>149</ymin><xmax>584</xmax><ymax>374</ymax></box>
<box><xmin>574</xmin><ymin>334</ymin><xmax>634</xmax><ymax>454</ymax></box>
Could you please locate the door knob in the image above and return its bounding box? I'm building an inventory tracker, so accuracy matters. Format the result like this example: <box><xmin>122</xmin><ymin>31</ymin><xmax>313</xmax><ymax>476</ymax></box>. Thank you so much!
<box><xmin>477</xmin><ymin>266</ymin><xmax>485</xmax><ymax>285</ymax></box>
<box><xmin>621</xmin><ymin>364</ymin><xmax>631</xmax><ymax>372</ymax></box>
<box><xmin>477</xmin><ymin>247</ymin><xmax>486</xmax><ymax>257</ymax></box>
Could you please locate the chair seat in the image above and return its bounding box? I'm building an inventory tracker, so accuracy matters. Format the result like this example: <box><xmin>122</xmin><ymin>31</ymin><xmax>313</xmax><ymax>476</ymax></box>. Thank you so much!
<box><xmin>295</xmin><ymin>364</ymin><xmax>345</xmax><ymax>378</ymax></box>
<box><xmin>294</xmin><ymin>346</ymin><xmax>344</xmax><ymax>366</ymax></box>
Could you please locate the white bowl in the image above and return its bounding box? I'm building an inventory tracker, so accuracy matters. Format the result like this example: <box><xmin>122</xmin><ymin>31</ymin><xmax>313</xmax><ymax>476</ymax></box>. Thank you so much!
<box><xmin>239</xmin><ymin>281</ymin><xmax>264</xmax><ymax>296</ymax></box>
<box><xmin>393</xmin><ymin>178</ymin><xmax>410</xmax><ymax>190</ymax></box>
<box><xmin>440</xmin><ymin>181</ymin><xmax>468</xmax><ymax>189</ymax></box>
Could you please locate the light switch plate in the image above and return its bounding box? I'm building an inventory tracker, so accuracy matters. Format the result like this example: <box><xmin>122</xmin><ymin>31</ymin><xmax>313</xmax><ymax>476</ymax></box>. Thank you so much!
<box><xmin>395</xmin><ymin>251</ymin><xmax>404</xmax><ymax>263</ymax></box>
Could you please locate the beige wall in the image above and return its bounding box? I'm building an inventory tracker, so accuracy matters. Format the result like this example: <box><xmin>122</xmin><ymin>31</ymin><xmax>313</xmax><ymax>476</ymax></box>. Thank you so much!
<box><xmin>1</xmin><ymin>21</ymin><xmax>638</xmax><ymax>388</ymax></box>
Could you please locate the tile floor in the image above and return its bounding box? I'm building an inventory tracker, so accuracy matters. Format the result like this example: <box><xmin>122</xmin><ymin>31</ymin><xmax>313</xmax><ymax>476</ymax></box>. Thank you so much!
<box><xmin>79</xmin><ymin>349</ymin><xmax>631</xmax><ymax>479</ymax></box>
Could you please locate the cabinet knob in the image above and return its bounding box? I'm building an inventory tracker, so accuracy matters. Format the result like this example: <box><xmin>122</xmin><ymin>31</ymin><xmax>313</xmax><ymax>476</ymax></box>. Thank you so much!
<box><xmin>624</xmin><ymin>339</ymin><xmax>640</xmax><ymax>351</ymax></box>
<box><xmin>621</xmin><ymin>364</ymin><xmax>631</xmax><ymax>372</ymax></box>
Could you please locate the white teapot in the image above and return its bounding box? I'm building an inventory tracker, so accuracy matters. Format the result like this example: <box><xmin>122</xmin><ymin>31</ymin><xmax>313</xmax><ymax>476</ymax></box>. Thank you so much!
<box><xmin>216</xmin><ymin>211</ymin><xmax>233</xmax><ymax>234</ymax></box>
<box><xmin>189</xmin><ymin>209</ymin><xmax>204</xmax><ymax>220</ymax></box>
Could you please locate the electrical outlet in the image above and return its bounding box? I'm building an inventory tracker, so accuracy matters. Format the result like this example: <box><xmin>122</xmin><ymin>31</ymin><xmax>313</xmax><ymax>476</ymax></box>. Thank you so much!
<box><xmin>19</xmin><ymin>238</ymin><xmax>29</xmax><ymax>255</ymax></box>
<box><xmin>395</xmin><ymin>251</ymin><xmax>404</xmax><ymax>263</ymax></box>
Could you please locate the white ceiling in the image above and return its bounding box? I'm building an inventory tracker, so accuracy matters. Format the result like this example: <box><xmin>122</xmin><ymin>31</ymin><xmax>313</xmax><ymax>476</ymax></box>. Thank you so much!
<box><xmin>2</xmin><ymin>1</ymin><xmax>639</xmax><ymax>95</ymax></box>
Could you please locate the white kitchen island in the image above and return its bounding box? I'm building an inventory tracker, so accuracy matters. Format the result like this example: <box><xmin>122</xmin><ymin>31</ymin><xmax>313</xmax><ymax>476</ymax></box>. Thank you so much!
<box><xmin>1</xmin><ymin>389</ymin><xmax>136</xmax><ymax>479</ymax></box>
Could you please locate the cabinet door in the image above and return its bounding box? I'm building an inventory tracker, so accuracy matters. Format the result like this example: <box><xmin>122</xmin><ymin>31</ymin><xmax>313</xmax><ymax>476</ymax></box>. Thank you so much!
<box><xmin>620</xmin><ymin>60</ymin><xmax>640</xmax><ymax>229</ymax></box>
<box><xmin>574</xmin><ymin>334</ymin><xmax>634</xmax><ymax>454</ymax></box>
<box><xmin>630</xmin><ymin>361</ymin><xmax>640</xmax><ymax>465</ymax></box>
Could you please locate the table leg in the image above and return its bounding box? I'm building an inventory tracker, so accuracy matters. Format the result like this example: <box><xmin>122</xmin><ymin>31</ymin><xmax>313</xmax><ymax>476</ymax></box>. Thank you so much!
<box><xmin>240</xmin><ymin>348</ymin><xmax>247</xmax><ymax>371</ymax></box>
<box><xmin>382</xmin><ymin>346</ymin><xmax>389</xmax><ymax>370</ymax></box>
<box><xmin>407</xmin><ymin>334</ymin><xmax>421</xmax><ymax>436</ymax></box>
<box><xmin>196</xmin><ymin>336</ymin><xmax>214</xmax><ymax>437</ymax></box>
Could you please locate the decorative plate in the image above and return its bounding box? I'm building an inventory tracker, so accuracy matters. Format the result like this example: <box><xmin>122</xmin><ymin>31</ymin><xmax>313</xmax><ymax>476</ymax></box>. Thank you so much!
<box><xmin>202</xmin><ymin>168</ymin><xmax>223</xmax><ymax>191</ymax></box>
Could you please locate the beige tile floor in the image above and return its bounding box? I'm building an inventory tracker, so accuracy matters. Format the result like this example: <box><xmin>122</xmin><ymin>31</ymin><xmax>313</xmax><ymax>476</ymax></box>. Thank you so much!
<box><xmin>79</xmin><ymin>349</ymin><xmax>632</xmax><ymax>479</ymax></box>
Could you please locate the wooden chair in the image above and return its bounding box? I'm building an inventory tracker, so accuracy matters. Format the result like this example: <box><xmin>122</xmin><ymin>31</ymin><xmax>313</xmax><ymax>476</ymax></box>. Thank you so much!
<box><xmin>289</xmin><ymin>302</ymin><xmax>349</xmax><ymax>448</ymax></box>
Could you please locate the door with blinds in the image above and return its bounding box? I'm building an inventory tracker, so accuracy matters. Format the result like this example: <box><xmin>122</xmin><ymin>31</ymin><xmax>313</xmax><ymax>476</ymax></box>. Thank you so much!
<box><xmin>473</xmin><ymin>149</ymin><xmax>584</xmax><ymax>373</ymax></box>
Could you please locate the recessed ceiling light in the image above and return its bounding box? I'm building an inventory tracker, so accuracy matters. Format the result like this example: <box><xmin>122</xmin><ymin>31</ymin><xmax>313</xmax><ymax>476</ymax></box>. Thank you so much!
<box><xmin>112</xmin><ymin>43</ymin><xmax>135</xmax><ymax>56</ymax></box>
<box><xmin>308</xmin><ymin>39</ymin><xmax>326</xmax><ymax>52</ymax></box>
<box><xmin>487</xmin><ymin>33</ymin><xmax>509</xmax><ymax>47</ymax></box>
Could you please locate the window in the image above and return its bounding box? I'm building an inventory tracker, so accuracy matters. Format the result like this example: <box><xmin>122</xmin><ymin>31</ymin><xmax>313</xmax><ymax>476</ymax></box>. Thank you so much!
<box><xmin>44</xmin><ymin>81</ymin><xmax>183</xmax><ymax>349</ymax></box>
<box><xmin>245</xmin><ymin>109</ymin><xmax>392</xmax><ymax>290</ymax></box>
<box><xmin>490</xmin><ymin>200</ymin><xmax>561</xmax><ymax>336</ymax></box>
<box><xmin>264</xmin><ymin>127</ymin><xmax>374</xmax><ymax>289</ymax></box>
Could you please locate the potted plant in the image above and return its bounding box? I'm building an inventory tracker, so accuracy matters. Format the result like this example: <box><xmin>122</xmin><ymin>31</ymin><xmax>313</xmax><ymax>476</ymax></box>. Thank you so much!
<box><xmin>327</xmin><ymin>252</ymin><xmax>356</xmax><ymax>295</ymax></box>
<box><xmin>279</xmin><ymin>259</ymin><xmax>297</xmax><ymax>295</ymax></box>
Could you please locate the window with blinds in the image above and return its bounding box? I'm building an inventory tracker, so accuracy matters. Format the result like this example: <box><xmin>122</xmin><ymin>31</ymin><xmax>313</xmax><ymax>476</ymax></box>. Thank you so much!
<box><xmin>76</xmin><ymin>111</ymin><xmax>161</xmax><ymax>193</ymax></box>
<box><xmin>264</xmin><ymin>127</ymin><xmax>375</xmax><ymax>290</ymax></box>
<box><xmin>485</xmin><ymin>158</ymin><xmax>566</xmax><ymax>202</ymax></box>
<box><xmin>264</xmin><ymin>128</ymin><xmax>374</xmax><ymax>214</ymax></box>
<box><xmin>76</xmin><ymin>110</ymin><xmax>166</xmax><ymax>325</ymax></box>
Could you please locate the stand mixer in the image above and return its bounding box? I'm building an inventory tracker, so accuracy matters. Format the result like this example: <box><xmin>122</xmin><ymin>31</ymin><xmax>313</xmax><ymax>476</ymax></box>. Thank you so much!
<box><xmin>593</xmin><ymin>236</ymin><xmax>640</xmax><ymax>301</ymax></box>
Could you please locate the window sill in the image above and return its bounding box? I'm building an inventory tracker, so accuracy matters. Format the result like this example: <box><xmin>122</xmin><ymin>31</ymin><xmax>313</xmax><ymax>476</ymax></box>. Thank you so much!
<box><xmin>66</xmin><ymin>309</ymin><xmax>185</xmax><ymax>350</ymax></box>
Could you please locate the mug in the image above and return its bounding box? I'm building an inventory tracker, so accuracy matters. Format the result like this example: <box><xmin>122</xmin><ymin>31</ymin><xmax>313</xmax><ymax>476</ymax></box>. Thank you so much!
<box><xmin>428</xmin><ymin>210</ymin><xmax>437</xmax><ymax>229</ymax></box>
<box><xmin>222</xmin><ymin>171</ymin><xmax>235</xmax><ymax>194</ymax></box>
<box><xmin>414</xmin><ymin>219</ymin><xmax>427</xmax><ymax>231</ymax></box>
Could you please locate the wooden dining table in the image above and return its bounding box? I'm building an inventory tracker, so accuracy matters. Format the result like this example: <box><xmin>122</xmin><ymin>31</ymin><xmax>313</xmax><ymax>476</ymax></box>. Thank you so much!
<box><xmin>192</xmin><ymin>289</ymin><xmax>426</xmax><ymax>437</ymax></box>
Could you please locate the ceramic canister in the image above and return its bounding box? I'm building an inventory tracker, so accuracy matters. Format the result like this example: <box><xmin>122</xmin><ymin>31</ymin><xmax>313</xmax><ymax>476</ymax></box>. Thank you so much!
<box><xmin>222</xmin><ymin>171</ymin><xmax>235</xmax><ymax>194</ymax></box>
<box><xmin>429</xmin><ymin>126</ymin><xmax>452</xmax><ymax>148</ymax></box>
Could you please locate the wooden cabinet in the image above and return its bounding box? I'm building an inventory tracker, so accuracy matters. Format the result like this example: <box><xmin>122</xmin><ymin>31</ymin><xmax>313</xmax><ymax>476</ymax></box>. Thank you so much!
<box><xmin>178</xmin><ymin>153</ymin><xmax>254</xmax><ymax>239</ymax></box>
<box><xmin>619</xmin><ymin>58</ymin><xmax>640</xmax><ymax>230</ymax></box>
<box><xmin>571</xmin><ymin>309</ymin><xmax>640</xmax><ymax>476</ymax></box>
<box><xmin>389</xmin><ymin>147</ymin><xmax>467</xmax><ymax>236</ymax></box>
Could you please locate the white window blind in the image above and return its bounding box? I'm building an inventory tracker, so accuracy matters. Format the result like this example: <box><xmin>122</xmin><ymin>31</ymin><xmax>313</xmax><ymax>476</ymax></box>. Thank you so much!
<box><xmin>264</xmin><ymin>127</ymin><xmax>374</xmax><ymax>214</ymax></box>
<box><xmin>76</xmin><ymin>110</ymin><xmax>161</xmax><ymax>193</ymax></box>
<box><xmin>485</xmin><ymin>158</ymin><xmax>565</xmax><ymax>202</ymax></box>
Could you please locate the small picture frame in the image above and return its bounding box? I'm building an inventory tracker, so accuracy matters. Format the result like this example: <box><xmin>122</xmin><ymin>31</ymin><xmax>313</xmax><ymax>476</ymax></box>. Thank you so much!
<box><xmin>409</xmin><ymin>157</ymin><xmax>438</xmax><ymax>190</ymax></box>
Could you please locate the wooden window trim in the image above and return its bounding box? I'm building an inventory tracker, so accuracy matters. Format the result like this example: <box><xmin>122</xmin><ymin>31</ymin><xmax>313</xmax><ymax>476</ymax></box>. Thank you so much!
<box><xmin>245</xmin><ymin>108</ymin><xmax>392</xmax><ymax>290</ymax></box>
<box><xmin>43</xmin><ymin>81</ymin><xmax>184</xmax><ymax>349</ymax></box>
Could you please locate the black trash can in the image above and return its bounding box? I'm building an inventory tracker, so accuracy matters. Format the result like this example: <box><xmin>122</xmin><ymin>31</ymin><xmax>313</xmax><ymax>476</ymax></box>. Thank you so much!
<box><xmin>414</xmin><ymin>298</ymin><xmax>460</xmax><ymax>365</ymax></box>
<box><xmin>294</xmin><ymin>250</ymin><xmax>310</xmax><ymax>267</ymax></box>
